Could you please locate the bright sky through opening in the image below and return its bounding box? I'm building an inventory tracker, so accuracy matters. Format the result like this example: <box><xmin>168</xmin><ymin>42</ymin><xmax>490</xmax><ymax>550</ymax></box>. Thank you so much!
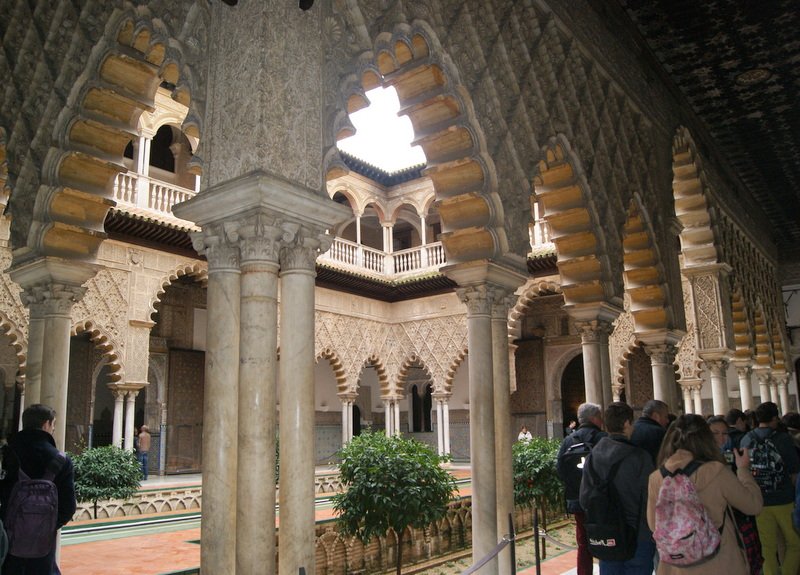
<box><xmin>337</xmin><ymin>86</ymin><xmax>427</xmax><ymax>173</ymax></box>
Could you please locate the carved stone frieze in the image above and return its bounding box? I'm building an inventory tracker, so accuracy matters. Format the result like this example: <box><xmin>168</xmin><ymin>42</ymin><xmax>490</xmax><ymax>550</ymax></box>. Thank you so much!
<box><xmin>691</xmin><ymin>274</ymin><xmax>724</xmax><ymax>350</ymax></box>
<box><xmin>73</xmin><ymin>268</ymin><xmax>129</xmax><ymax>352</ymax></box>
<box><xmin>609</xmin><ymin>301</ymin><xmax>636</xmax><ymax>384</ymax></box>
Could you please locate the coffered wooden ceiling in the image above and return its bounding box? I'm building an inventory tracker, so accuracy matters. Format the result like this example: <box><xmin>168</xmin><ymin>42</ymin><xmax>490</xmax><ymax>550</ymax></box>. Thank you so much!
<box><xmin>617</xmin><ymin>0</ymin><xmax>800</xmax><ymax>262</ymax></box>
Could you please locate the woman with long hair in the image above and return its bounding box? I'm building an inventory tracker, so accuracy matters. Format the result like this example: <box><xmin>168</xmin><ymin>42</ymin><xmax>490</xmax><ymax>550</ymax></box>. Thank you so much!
<box><xmin>647</xmin><ymin>414</ymin><xmax>763</xmax><ymax>575</ymax></box>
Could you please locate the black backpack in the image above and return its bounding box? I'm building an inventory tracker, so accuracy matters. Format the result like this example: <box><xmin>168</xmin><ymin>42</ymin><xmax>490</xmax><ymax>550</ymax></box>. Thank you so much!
<box><xmin>558</xmin><ymin>440</ymin><xmax>593</xmax><ymax>502</ymax></box>
<box><xmin>584</xmin><ymin>457</ymin><xmax>638</xmax><ymax>561</ymax></box>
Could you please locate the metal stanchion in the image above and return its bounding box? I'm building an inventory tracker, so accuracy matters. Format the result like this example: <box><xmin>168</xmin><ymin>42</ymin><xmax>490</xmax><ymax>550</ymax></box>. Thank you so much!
<box><xmin>533</xmin><ymin>506</ymin><xmax>541</xmax><ymax>575</ymax></box>
<box><xmin>508</xmin><ymin>513</ymin><xmax>517</xmax><ymax>575</ymax></box>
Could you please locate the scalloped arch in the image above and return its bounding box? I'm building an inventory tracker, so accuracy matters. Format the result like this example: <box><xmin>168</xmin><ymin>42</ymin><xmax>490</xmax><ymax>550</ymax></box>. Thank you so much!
<box><xmin>327</xmin><ymin>22</ymin><xmax>509</xmax><ymax>264</ymax></box>
<box><xmin>396</xmin><ymin>354</ymin><xmax>437</xmax><ymax>393</ymax></box>
<box><xmin>71</xmin><ymin>320</ymin><xmax>123</xmax><ymax>383</ymax></box>
<box><xmin>443</xmin><ymin>347</ymin><xmax>468</xmax><ymax>396</ymax></box>
<box><xmin>0</xmin><ymin>309</ymin><xmax>26</xmax><ymax>380</ymax></box>
<box><xmin>672</xmin><ymin>127</ymin><xmax>720</xmax><ymax>267</ymax></box>
<box><xmin>360</xmin><ymin>354</ymin><xmax>390</xmax><ymax>398</ymax></box>
<box><xmin>622</xmin><ymin>196</ymin><xmax>673</xmax><ymax>332</ymax></box>
<box><xmin>533</xmin><ymin>136</ymin><xmax>616</xmax><ymax>307</ymax></box>
<box><xmin>508</xmin><ymin>280</ymin><xmax>563</xmax><ymax>341</ymax></box>
<box><xmin>316</xmin><ymin>347</ymin><xmax>348</xmax><ymax>395</ymax></box>
<box><xmin>21</xmin><ymin>11</ymin><xmax>202</xmax><ymax>264</ymax></box>
<box><xmin>149</xmin><ymin>262</ymin><xmax>208</xmax><ymax>318</ymax></box>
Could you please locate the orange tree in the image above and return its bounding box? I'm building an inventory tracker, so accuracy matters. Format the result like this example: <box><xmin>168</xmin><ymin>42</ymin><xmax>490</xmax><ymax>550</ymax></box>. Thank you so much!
<box><xmin>512</xmin><ymin>436</ymin><xmax>562</xmax><ymax>541</ymax></box>
<box><xmin>332</xmin><ymin>431</ymin><xmax>456</xmax><ymax>575</ymax></box>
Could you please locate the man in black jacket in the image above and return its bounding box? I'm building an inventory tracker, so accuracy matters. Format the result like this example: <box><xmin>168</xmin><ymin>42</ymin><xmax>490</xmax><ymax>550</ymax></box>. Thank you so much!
<box><xmin>556</xmin><ymin>402</ymin><xmax>606</xmax><ymax>575</ymax></box>
<box><xmin>580</xmin><ymin>402</ymin><xmax>655</xmax><ymax>575</ymax></box>
<box><xmin>1</xmin><ymin>404</ymin><xmax>77</xmax><ymax>575</ymax></box>
<box><xmin>630</xmin><ymin>399</ymin><xmax>669</xmax><ymax>464</ymax></box>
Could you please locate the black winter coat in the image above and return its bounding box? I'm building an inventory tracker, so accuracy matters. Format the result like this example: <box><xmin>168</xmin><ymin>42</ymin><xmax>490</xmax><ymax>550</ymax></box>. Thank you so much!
<box><xmin>579</xmin><ymin>434</ymin><xmax>654</xmax><ymax>539</ymax></box>
<box><xmin>630</xmin><ymin>416</ymin><xmax>666</xmax><ymax>465</ymax></box>
<box><xmin>0</xmin><ymin>429</ymin><xmax>77</xmax><ymax>529</ymax></box>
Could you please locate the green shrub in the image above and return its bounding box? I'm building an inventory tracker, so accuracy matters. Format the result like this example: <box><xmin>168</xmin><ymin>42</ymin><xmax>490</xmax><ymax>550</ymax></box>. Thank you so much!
<box><xmin>72</xmin><ymin>445</ymin><xmax>142</xmax><ymax>519</ymax></box>
<box><xmin>512</xmin><ymin>436</ymin><xmax>562</xmax><ymax>511</ymax></box>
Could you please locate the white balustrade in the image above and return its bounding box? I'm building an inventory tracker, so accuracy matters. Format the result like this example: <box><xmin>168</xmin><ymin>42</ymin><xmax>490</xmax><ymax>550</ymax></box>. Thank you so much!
<box><xmin>113</xmin><ymin>173</ymin><xmax>139</xmax><ymax>205</ymax></box>
<box><xmin>319</xmin><ymin>237</ymin><xmax>447</xmax><ymax>279</ymax></box>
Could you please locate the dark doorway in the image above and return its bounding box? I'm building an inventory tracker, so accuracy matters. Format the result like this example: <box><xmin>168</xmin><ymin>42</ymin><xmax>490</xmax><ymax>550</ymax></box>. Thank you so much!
<box><xmin>560</xmin><ymin>355</ymin><xmax>585</xmax><ymax>429</ymax></box>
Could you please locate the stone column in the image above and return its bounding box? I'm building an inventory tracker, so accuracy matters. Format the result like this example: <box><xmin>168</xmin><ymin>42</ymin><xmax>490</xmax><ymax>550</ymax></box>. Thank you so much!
<box><xmin>393</xmin><ymin>399</ymin><xmax>401</xmax><ymax>435</ymax></box>
<box><xmin>384</xmin><ymin>399</ymin><xmax>392</xmax><ymax>434</ymax></box>
<box><xmin>755</xmin><ymin>369</ymin><xmax>771</xmax><ymax>403</ymax></box>
<box><xmin>22</xmin><ymin>304</ymin><xmax>44</xmax><ymax>406</ymax></box>
<box><xmin>599</xmin><ymin>329</ymin><xmax>613</xmax><ymax>409</ymax></box>
<box><xmin>491</xmin><ymin>289</ymin><xmax>519</xmax><ymax>575</ymax></box>
<box><xmin>456</xmin><ymin>284</ymin><xmax>498</xmax><ymax>571</ymax></box>
<box><xmin>124</xmin><ymin>389</ymin><xmax>139</xmax><ymax>451</ymax></box>
<box><xmin>233</xmin><ymin>214</ymin><xmax>282</xmax><ymax>575</ymax></box>
<box><xmin>705</xmin><ymin>359</ymin><xmax>730</xmax><ymax>415</ymax></box>
<box><xmin>734</xmin><ymin>364</ymin><xmax>754</xmax><ymax>412</ymax></box>
<box><xmin>434</xmin><ymin>397</ymin><xmax>445</xmax><ymax>454</ymax></box>
<box><xmin>111</xmin><ymin>388</ymin><xmax>125</xmax><ymax>448</ymax></box>
<box><xmin>575</xmin><ymin>321</ymin><xmax>611</xmax><ymax>406</ymax></box>
<box><xmin>279</xmin><ymin>228</ymin><xmax>335</xmax><ymax>575</ymax></box>
<box><xmin>777</xmin><ymin>374</ymin><xmax>790</xmax><ymax>414</ymax></box>
<box><xmin>769</xmin><ymin>376</ymin><xmax>779</xmax><ymax>408</ymax></box>
<box><xmin>11</xmin><ymin>259</ymin><xmax>96</xmax><ymax>448</ymax></box>
<box><xmin>193</xmin><ymin>227</ymin><xmax>242</xmax><ymax>575</ymax></box>
<box><xmin>342</xmin><ymin>399</ymin><xmax>351</xmax><ymax>444</ymax></box>
<box><xmin>443</xmin><ymin>401</ymin><xmax>451</xmax><ymax>455</ymax></box>
<box><xmin>680</xmin><ymin>384</ymin><xmax>694</xmax><ymax>414</ymax></box>
<box><xmin>646</xmin><ymin>344</ymin><xmax>677</xmax><ymax>409</ymax></box>
<box><xmin>692</xmin><ymin>385</ymin><xmax>703</xmax><ymax>415</ymax></box>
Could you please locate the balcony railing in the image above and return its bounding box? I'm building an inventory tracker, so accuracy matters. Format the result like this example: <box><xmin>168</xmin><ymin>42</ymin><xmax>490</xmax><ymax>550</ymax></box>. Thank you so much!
<box><xmin>113</xmin><ymin>172</ymin><xmax>199</xmax><ymax>229</ymax></box>
<box><xmin>319</xmin><ymin>237</ymin><xmax>447</xmax><ymax>279</ymax></box>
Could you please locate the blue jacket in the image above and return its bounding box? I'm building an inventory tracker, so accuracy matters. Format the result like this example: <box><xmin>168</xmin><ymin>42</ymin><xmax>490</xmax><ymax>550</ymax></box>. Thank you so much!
<box><xmin>630</xmin><ymin>416</ymin><xmax>666</xmax><ymax>465</ymax></box>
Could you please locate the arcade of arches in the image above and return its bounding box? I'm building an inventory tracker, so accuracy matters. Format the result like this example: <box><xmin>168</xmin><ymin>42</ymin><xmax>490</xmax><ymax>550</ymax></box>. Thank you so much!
<box><xmin>1</xmin><ymin>2</ymin><xmax>798</xmax><ymax>575</ymax></box>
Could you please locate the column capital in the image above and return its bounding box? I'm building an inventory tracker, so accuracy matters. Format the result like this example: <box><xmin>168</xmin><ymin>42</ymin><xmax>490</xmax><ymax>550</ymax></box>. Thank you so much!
<box><xmin>703</xmin><ymin>357</ymin><xmax>729</xmax><ymax>376</ymax></box>
<box><xmin>228</xmin><ymin>212</ymin><xmax>288</xmax><ymax>265</ymax></box>
<box><xmin>645</xmin><ymin>343</ymin><xmax>677</xmax><ymax>364</ymax></box>
<box><xmin>734</xmin><ymin>363</ymin><xmax>753</xmax><ymax>378</ymax></box>
<box><xmin>280</xmin><ymin>225</ymin><xmax>331</xmax><ymax>272</ymax></box>
<box><xmin>191</xmin><ymin>225</ymin><xmax>240</xmax><ymax>271</ymax></box>
<box><xmin>11</xmin><ymin>256</ymin><xmax>97</xmax><ymax>315</ymax></box>
<box><xmin>575</xmin><ymin>319</ymin><xmax>614</xmax><ymax>342</ymax></box>
<box><xmin>456</xmin><ymin>284</ymin><xmax>492</xmax><ymax>317</ymax></box>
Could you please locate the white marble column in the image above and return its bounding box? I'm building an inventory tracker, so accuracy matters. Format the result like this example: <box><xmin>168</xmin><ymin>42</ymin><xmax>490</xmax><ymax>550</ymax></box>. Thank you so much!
<box><xmin>22</xmin><ymin>303</ymin><xmax>45</xmax><ymax>406</ymax></box>
<box><xmin>681</xmin><ymin>384</ymin><xmax>694</xmax><ymax>414</ymax></box>
<box><xmin>692</xmin><ymin>385</ymin><xmax>703</xmax><ymax>415</ymax></box>
<box><xmin>735</xmin><ymin>364</ymin><xmax>754</xmax><ymax>411</ymax></box>
<box><xmin>647</xmin><ymin>344</ymin><xmax>677</xmax><ymax>409</ymax></box>
<box><xmin>777</xmin><ymin>374</ymin><xmax>790</xmax><ymax>414</ymax></box>
<box><xmin>491</xmin><ymin>289</ymin><xmax>517</xmax><ymax>575</ymax></box>
<box><xmin>235</xmin><ymin>216</ymin><xmax>281</xmax><ymax>575</ymax></box>
<box><xmin>111</xmin><ymin>389</ymin><xmax>124</xmax><ymax>448</ymax></box>
<box><xmin>394</xmin><ymin>400</ymin><xmax>401</xmax><ymax>435</ymax></box>
<box><xmin>342</xmin><ymin>399</ymin><xmax>351</xmax><ymax>444</ymax></box>
<box><xmin>457</xmin><ymin>284</ymin><xmax>498</xmax><ymax>572</ymax></box>
<box><xmin>599</xmin><ymin>329</ymin><xmax>613</xmax><ymax>409</ymax></box>
<box><xmin>12</xmin><ymin>260</ymin><xmax>96</xmax><ymax>449</ymax></box>
<box><xmin>194</xmin><ymin>229</ymin><xmax>241</xmax><ymax>575</ymax></box>
<box><xmin>576</xmin><ymin>321</ymin><xmax>610</xmax><ymax>406</ymax></box>
<box><xmin>705</xmin><ymin>359</ymin><xmax>730</xmax><ymax>415</ymax></box>
<box><xmin>435</xmin><ymin>397</ymin><xmax>445</xmax><ymax>454</ymax></box>
<box><xmin>384</xmin><ymin>399</ymin><xmax>392</xmax><ymax>434</ymax></box>
<box><xmin>124</xmin><ymin>390</ymin><xmax>138</xmax><ymax>451</ymax></box>
<box><xmin>279</xmin><ymin>233</ymin><xmax>323</xmax><ymax>575</ymax></box>
<box><xmin>756</xmin><ymin>370</ymin><xmax>771</xmax><ymax>403</ymax></box>
<box><xmin>443</xmin><ymin>401</ymin><xmax>451</xmax><ymax>455</ymax></box>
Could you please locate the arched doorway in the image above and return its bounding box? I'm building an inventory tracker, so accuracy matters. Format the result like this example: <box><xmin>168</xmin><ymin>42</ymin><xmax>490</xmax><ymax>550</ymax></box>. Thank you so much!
<box><xmin>561</xmin><ymin>355</ymin><xmax>585</xmax><ymax>430</ymax></box>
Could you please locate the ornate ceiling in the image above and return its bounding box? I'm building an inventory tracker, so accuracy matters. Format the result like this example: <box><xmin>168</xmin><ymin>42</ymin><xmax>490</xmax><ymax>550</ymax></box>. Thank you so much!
<box><xmin>618</xmin><ymin>0</ymin><xmax>800</xmax><ymax>262</ymax></box>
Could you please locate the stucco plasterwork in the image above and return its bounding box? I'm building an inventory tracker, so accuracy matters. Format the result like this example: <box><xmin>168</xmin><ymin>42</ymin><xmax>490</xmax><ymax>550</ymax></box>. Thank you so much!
<box><xmin>610</xmin><ymin>298</ymin><xmax>636</xmax><ymax>385</ymax></box>
<box><xmin>315</xmin><ymin>309</ymin><xmax>468</xmax><ymax>399</ymax></box>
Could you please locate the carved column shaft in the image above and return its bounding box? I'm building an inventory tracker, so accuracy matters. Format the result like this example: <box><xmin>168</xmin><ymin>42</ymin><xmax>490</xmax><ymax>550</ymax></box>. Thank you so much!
<box><xmin>197</xmin><ymin>233</ymin><xmax>241</xmax><ymax>575</ymax></box>
<box><xmin>646</xmin><ymin>344</ymin><xmax>677</xmax><ymax>411</ymax></box>
<box><xmin>705</xmin><ymin>359</ymin><xmax>730</xmax><ymax>415</ymax></box>
<box><xmin>124</xmin><ymin>390</ymin><xmax>139</xmax><ymax>451</ymax></box>
<box><xmin>576</xmin><ymin>321</ymin><xmax>613</xmax><ymax>407</ymax></box>
<box><xmin>681</xmin><ymin>385</ymin><xmax>693</xmax><ymax>414</ymax></box>
<box><xmin>692</xmin><ymin>386</ymin><xmax>703</xmax><ymax>415</ymax></box>
<box><xmin>736</xmin><ymin>365</ymin><xmax>754</xmax><ymax>412</ymax></box>
<box><xmin>279</xmin><ymin>236</ymin><xmax>321</xmax><ymax>575</ymax></box>
<box><xmin>111</xmin><ymin>389</ymin><xmax>124</xmax><ymax>448</ymax></box>
<box><xmin>777</xmin><ymin>375</ymin><xmax>790</xmax><ymax>415</ymax></box>
<box><xmin>457</xmin><ymin>284</ymin><xmax>498</xmax><ymax>572</ymax></box>
<box><xmin>24</xmin><ymin>305</ymin><xmax>45</xmax><ymax>406</ymax></box>
<box><xmin>491</xmin><ymin>291</ymin><xmax>516</xmax><ymax>575</ymax></box>
<box><xmin>235</xmin><ymin>217</ymin><xmax>282</xmax><ymax>575</ymax></box>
